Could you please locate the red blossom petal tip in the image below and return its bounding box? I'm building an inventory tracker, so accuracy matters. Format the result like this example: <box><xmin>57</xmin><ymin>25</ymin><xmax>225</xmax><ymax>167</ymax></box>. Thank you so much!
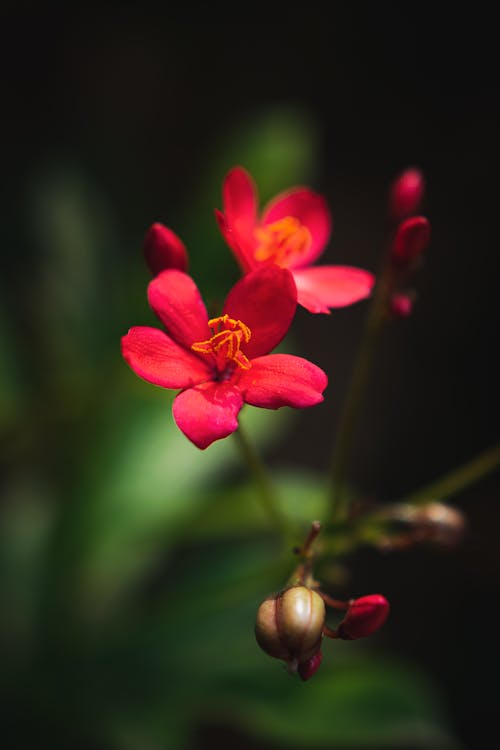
<box><xmin>143</xmin><ymin>223</ymin><xmax>189</xmax><ymax>276</ymax></box>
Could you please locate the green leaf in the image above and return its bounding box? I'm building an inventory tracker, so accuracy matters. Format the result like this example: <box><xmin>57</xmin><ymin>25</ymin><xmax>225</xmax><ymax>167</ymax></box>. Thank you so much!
<box><xmin>28</xmin><ymin>163</ymin><xmax>122</xmax><ymax>387</ymax></box>
<box><xmin>63</xmin><ymin>383</ymin><xmax>294</xmax><ymax>612</ymax></box>
<box><xmin>200</xmin><ymin>650</ymin><xmax>461</xmax><ymax>749</ymax></box>
<box><xmin>0</xmin><ymin>477</ymin><xmax>54</xmax><ymax>650</ymax></box>
<box><xmin>190</xmin><ymin>468</ymin><xmax>328</xmax><ymax>540</ymax></box>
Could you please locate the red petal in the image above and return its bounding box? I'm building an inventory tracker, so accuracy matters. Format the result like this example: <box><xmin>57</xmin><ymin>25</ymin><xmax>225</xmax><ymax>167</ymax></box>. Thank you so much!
<box><xmin>147</xmin><ymin>270</ymin><xmax>210</xmax><ymax>349</ymax></box>
<box><xmin>222</xmin><ymin>166</ymin><xmax>258</xmax><ymax>232</ymax></box>
<box><xmin>121</xmin><ymin>326</ymin><xmax>212</xmax><ymax>388</ymax></box>
<box><xmin>214</xmin><ymin>208</ymin><xmax>254</xmax><ymax>272</ymax></box>
<box><xmin>223</xmin><ymin>266</ymin><xmax>297</xmax><ymax>359</ymax></box>
<box><xmin>218</xmin><ymin>167</ymin><xmax>260</xmax><ymax>271</ymax></box>
<box><xmin>239</xmin><ymin>354</ymin><xmax>327</xmax><ymax>409</ymax></box>
<box><xmin>262</xmin><ymin>188</ymin><xmax>332</xmax><ymax>268</ymax></box>
<box><xmin>293</xmin><ymin>266</ymin><xmax>375</xmax><ymax>313</ymax></box>
<box><xmin>143</xmin><ymin>223</ymin><xmax>188</xmax><ymax>275</ymax></box>
<box><xmin>172</xmin><ymin>381</ymin><xmax>244</xmax><ymax>449</ymax></box>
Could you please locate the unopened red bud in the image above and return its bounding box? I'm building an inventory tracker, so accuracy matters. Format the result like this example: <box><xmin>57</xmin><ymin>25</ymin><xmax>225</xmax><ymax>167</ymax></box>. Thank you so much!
<box><xmin>143</xmin><ymin>222</ymin><xmax>188</xmax><ymax>276</ymax></box>
<box><xmin>297</xmin><ymin>649</ymin><xmax>323</xmax><ymax>681</ymax></box>
<box><xmin>391</xmin><ymin>216</ymin><xmax>430</xmax><ymax>265</ymax></box>
<box><xmin>390</xmin><ymin>292</ymin><xmax>414</xmax><ymax>318</ymax></box>
<box><xmin>337</xmin><ymin>594</ymin><xmax>390</xmax><ymax>640</ymax></box>
<box><xmin>389</xmin><ymin>168</ymin><xmax>425</xmax><ymax>220</ymax></box>
<box><xmin>255</xmin><ymin>585</ymin><xmax>326</xmax><ymax>666</ymax></box>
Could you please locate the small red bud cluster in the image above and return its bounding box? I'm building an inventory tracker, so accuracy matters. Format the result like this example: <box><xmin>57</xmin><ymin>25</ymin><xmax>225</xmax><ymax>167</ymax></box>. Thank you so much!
<box><xmin>387</xmin><ymin>168</ymin><xmax>430</xmax><ymax>318</ymax></box>
<box><xmin>255</xmin><ymin>585</ymin><xmax>390</xmax><ymax>681</ymax></box>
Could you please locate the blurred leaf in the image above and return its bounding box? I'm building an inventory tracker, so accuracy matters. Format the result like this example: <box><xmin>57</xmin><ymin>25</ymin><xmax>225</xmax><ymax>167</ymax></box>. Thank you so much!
<box><xmin>200</xmin><ymin>651</ymin><xmax>461</xmax><ymax>750</ymax></box>
<box><xmin>0</xmin><ymin>301</ymin><xmax>25</xmax><ymax>429</ymax></box>
<box><xmin>84</xmin><ymin>534</ymin><xmax>459</xmax><ymax>750</ymax></box>
<box><xmin>190</xmin><ymin>468</ymin><xmax>328</xmax><ymax>541</ymax></box>
<box><xmin>210</xmin><ymin>104</ymin><xmax>322</xmax><ymax>202</ymax></box>
<box><xmin>63</xmin><ymin>380</ymin><xmax>295</xmax><ymax>612</ymax></box>
<box><xmin>0</xmin><ymin>476</ymin><xmax>54</xmax><ymax>651</ymax></box>
<box><xmin>28</xmin><ymin>162</ymin><xmax>120</xmax><ymax>386</ymax></box>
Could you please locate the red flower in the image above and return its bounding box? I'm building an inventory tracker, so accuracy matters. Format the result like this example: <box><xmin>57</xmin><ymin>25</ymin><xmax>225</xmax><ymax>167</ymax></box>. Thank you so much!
<box><xmin>121</xmin><ymin>266</ymin><xmax>328</xmax><ymax>449</ymax></box>
<box><xmin>215</xmin><ymin>166</ymin><xmax>375</xmax><ymax>314</ymax></box>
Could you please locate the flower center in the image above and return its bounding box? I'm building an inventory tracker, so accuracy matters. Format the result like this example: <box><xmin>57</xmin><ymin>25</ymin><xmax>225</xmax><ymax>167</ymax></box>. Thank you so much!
<box><xmin>191</xmin><ymin>315</ymin><xmax>252</xmax><ymax>371</ymax></box>
<box><xmin>254</xmin><ymin>216</ymin><xmax>312</xmax><ymax>265</ymax></box>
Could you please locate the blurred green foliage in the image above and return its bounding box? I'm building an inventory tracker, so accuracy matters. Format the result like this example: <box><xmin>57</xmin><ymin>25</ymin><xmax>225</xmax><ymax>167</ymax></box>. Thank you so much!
<box><xmin>0</xmin><ymin>106</ymin><xmax>460</xmax><ymax>749</ymax></box>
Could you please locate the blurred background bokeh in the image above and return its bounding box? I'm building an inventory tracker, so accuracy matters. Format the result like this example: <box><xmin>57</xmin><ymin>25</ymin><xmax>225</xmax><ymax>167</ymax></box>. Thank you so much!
<box><xmin>1</xmin><ymin>7</ymin><xmax>499</xmax><ymax>750</ymax></box>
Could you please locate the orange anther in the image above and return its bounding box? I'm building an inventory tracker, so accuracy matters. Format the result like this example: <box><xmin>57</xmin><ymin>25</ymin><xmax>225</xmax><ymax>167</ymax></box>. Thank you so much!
<box><xmin>192</xmin><ymin>315</ymin><xmax>252</xmax><ymax>370</ymax></box>
<box><xmin>254</xmin><ymin>216</ymin><xmax>312</xmax><ymax>265</ymax></box>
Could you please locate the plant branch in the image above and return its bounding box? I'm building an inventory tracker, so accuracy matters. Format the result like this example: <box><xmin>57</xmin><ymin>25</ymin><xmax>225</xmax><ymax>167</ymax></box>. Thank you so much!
<box><xmin>328</xmin><ymin>256</ymin><xmax>397</xmax><ymax>523</ymax></box>
<box><xmin>397</xmin><ymin>442</ymin><xmax>500</xmax><ymax>506</ymax></box>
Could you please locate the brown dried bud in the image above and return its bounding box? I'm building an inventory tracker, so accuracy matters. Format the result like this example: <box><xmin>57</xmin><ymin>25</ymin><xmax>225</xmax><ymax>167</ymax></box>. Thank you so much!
<box><xmin>255</xmin><ymin>585</ymin><xmax>326</xmax><ymax>669</ymax></box>
<box><xmin>376</xmin><ymin>500</ymin><xmax>466</xmax><ymax>548</ymax></box>
<box><xmin>416</xmin><ymin>501</ymin><xmax>466</xmax><ymax>545</ymax></box>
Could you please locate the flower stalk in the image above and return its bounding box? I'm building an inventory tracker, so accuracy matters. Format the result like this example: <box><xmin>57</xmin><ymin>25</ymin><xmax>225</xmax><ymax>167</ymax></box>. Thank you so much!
<box><xmin>328</xmin><ymin>253</ymin><xmax>397</xmax><ymax>523</ymax></box>
<box><xmin>233</xmin><ymin>424</ymin><xmax>292</xmax><ymax>542</ymax></box>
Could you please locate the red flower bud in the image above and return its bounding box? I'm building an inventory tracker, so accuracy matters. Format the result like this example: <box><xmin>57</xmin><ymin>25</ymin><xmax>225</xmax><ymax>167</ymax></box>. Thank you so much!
<box><xmin>389</xmin><ymin>168</ymin><xmax>425</xmax><ymax>220</ymax></box>
<box><xmin>337</xmin><ymin>594</ymin><xmax>390</xmax><ymax>640</ymax></box>
<box><xmin>390</xmin><ymin>292</ymin><xmax>414</xmax><ymax>318</ymax></box>
<box><xmin>255</xmin><ymin>585</ymin><xmax>326</xmax><ymax>669</ymax></box>
<box><xmin>143</xmin><ymin>222</ymin><xmax>188</xmax><ymax>276</ymax></box>
<box><xmin>391</xmin><ymin>216</ymin><xmax>430</xmax><ymax>265</ymax></box>
<box><xmin>297</xmin><ymin>649</ymin><xmax>323</xmax><ymax>681</ymax></box>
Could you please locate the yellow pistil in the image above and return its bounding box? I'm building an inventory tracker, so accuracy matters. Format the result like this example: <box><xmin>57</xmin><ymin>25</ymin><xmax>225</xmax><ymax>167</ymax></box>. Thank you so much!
<box><xmin>254</xmin><ymin>216</ymin><xmax>312</xmax><ymax>265</ymax></box>
<box><xmin>192</xmin><ymin>315</ymin><xmax>252</xmax><ymax>370</ymax></box>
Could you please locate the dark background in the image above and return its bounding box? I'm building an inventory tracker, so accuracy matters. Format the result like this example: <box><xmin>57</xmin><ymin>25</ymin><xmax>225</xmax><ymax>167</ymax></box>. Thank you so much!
<box><xmin>2</xmin><ymin>6</ymin><xmax>499</xmax><ymax>750</ymax></box>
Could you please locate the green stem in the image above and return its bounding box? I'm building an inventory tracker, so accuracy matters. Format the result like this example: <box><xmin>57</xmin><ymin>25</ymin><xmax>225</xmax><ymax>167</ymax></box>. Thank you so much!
<box><xmin>329</xmin><ymin>256</ymin><xmax>396</xmax><ymax>523</ymax></box>
<box><xmin>233</xmin><ymin>424</ymin><xmax>292</xmax><ymax>542</ymax></box>
<box><xmin>397</xmin><ymin>442</ymin><xmax>500</xmax><ymax>506</ymax></box>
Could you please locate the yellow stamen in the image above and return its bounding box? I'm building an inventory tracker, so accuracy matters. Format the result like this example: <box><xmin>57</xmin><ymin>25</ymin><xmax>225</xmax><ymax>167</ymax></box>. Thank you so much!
<box><xmin>254</xmin><ymin>216</ymin><xmax>312</xmax><ymax>265</ymax></box>
<box><xmin>192</xmin><ymin>314</ymin><xmax>252</xmax><ymax>370</ymax></box>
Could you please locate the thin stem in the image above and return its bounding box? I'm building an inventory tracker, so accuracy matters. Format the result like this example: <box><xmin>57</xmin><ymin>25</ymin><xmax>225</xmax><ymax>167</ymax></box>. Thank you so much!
<box><xmin>329</xmin><ymin>256</ymin><xmax>396</xmax><ymax>523</ymax></box>
<box><xmin>294</xmin><ymin>520</ymin><xmax>322</xmax><ymax>557</ymax></box>
<box><xmin>233</xmin><ymin>424</ymin><xmax>292</xmax><ymax>541</ymax></box>
<box><xmin>287</xmin><ymin>521</ymin><xmax>322</xmax><ymax>587</ymax></box>
<box><xmin>397</xmin><ymin>442</ymin><xmax>500</xmax><ymax>506</ymax></box>
<box><xmin>317</xmin><ymin>591</ymin><xmax>350</xmax><ymax>610</ymax></box>
<box><xmin>323</xmin><ymin>625</ymin><xmax>341</xmax><ymax>639</ymax></box>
